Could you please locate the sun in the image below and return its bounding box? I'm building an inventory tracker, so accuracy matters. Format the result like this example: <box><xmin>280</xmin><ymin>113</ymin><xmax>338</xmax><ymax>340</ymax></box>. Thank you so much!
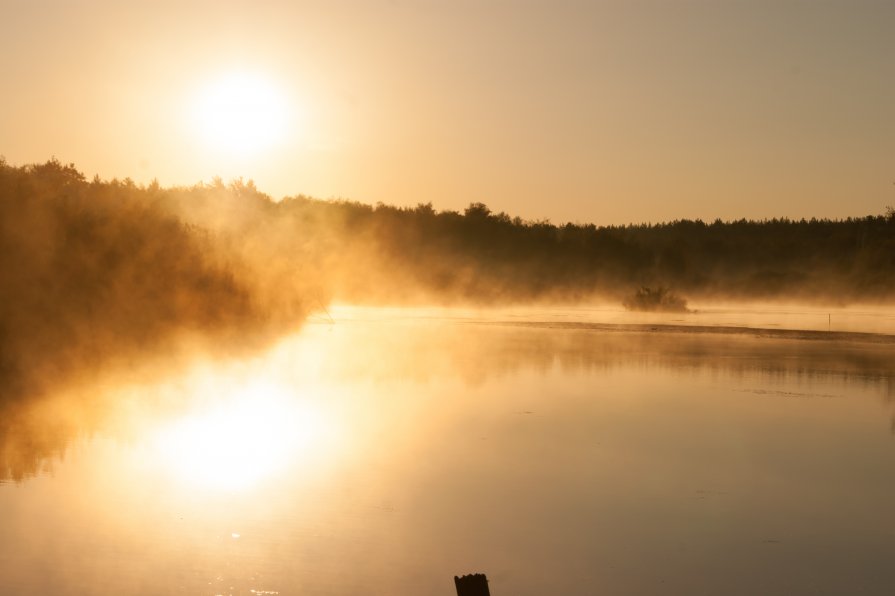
<box><xmin>192</xmin><ymin>71</ymin><xmax>291</xmax><ymax>157</ymax></box>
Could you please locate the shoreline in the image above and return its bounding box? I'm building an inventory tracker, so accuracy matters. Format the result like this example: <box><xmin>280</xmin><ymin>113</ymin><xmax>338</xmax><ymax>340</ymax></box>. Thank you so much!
<box><xmin>473</xmin><ymin>320</ymin><xmax>895</xmax><ymax>345</ymax></box>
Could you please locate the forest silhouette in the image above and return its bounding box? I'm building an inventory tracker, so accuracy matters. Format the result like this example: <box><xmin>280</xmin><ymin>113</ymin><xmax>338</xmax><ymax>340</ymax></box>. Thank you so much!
<box><xmin>2</xmin><ymin>158</ymin><xmax>894</xmax><ymax>404</ymax></box>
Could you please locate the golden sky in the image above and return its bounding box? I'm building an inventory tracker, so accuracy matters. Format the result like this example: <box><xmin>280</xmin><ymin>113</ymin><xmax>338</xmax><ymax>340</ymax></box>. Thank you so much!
<box><xmin>2</xmin><ymin>0</ymin><xmax>893</xmax><ymax>224</ymax></box>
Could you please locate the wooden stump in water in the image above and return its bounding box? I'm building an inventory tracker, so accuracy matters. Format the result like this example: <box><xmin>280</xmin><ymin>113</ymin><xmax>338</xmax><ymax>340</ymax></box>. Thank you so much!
<box><xmin>454</xmin><ymin>573</ymin><xmax>490</xmax><ymax>596</ymax></box>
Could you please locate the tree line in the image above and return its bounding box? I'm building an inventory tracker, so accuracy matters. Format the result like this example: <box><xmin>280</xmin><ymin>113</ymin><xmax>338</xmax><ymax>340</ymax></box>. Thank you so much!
<box><xmin>2</xmin><ymin>158</ymin><xmax>893</xmax><ymax>401</ymax></box>
<box><xmin>272</xmin><ymin>196</ymin><xmax>895</xmax><ymax>304</ymax></box>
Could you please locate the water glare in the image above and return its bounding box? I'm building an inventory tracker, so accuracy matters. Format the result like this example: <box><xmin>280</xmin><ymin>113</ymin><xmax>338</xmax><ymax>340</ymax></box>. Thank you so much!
<box><xmin>149</xmin><ymin>377</ymin><xmax>333</xmax><ymax>492</ymax></box>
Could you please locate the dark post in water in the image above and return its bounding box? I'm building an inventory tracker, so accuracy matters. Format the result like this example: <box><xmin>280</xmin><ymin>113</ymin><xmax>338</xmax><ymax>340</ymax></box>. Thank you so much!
<box><xmin>454</xmin><ymin>573</ymin><xmax>490</xmax><ymax>596</ymax></box>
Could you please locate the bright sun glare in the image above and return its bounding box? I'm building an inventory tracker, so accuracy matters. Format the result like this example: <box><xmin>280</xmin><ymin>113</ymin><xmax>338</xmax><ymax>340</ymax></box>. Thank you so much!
<box><xmin>192</xmin><ymin>72</ymin><xmax>291</xmax><ymax>157</ymax></box>
<box><xmin>151</xmin><ymin>377</ymin><xmax>333</xmax><ymax>492</ymax></box>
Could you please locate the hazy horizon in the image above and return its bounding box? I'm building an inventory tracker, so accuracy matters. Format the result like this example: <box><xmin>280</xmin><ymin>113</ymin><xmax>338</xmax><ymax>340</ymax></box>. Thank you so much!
<box><xmin>3</xmin><ymin>0</ymin><xmax>894</xmax><ymax>225</ymax></box>
<box><xmin>4</xmin><ymin>155</ymin><xmax>893</xmax><ymax>229</ymax></box>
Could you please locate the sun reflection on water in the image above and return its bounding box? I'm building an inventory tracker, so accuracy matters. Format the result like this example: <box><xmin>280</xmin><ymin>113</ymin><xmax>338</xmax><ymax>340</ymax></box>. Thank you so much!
<box><xmin>150</xmin><ymin>377</ymin><xmax>334</xmax><ymax>492</ymax></box>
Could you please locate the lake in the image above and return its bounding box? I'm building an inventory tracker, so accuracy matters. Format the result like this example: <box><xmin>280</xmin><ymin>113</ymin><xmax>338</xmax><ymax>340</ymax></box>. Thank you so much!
<box><xmin>1</xmin><ymin>306</ymin><xmax>894</xmax><ymax>595</ymax></box>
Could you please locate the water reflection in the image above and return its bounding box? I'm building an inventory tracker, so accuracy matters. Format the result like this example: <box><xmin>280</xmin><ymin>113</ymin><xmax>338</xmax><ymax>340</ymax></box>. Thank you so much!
<box><xmin>1</xmin><ymin>318</ymin><xmax>893</xmax><ymax>484</ymax></box>
<box><xmin>1</xmin><ymin>311</ymin><xmax>895</xmax><ymax>595</ymax></box>
<box><xmin>148</xmin><ymin>378</ymin><xmax>335</xmax><ymax>492</ymax></box>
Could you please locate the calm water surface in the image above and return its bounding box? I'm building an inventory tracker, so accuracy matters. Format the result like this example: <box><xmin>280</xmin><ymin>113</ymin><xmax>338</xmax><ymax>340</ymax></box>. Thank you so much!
<box><xmin>1</xmin><ymin>307</ymin><xmax>894</xmax><ymax>595</ymax></box>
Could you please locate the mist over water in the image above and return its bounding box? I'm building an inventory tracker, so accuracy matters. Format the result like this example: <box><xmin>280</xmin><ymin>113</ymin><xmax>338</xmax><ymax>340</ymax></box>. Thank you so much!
<box><xmin>2</xmin><ymin>159</ymin><xmax>895</xmax><ymax>594</ymax></box>
<box><xmin>3</xmin><ymin>159</ymin><xmax>894</xmax><ymax>410</ymax></box>
<box><xmin>0</xmin><ymin>161</ymin><xmax>315</xmax><ymax>405</ymax></box>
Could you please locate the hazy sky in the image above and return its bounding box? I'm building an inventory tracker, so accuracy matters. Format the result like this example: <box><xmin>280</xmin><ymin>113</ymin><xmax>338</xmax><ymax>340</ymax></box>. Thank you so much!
<box><xmin>2</xmin><ymin>0</ymin><xmax>893</xmax><ymax>224</ymax></box>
